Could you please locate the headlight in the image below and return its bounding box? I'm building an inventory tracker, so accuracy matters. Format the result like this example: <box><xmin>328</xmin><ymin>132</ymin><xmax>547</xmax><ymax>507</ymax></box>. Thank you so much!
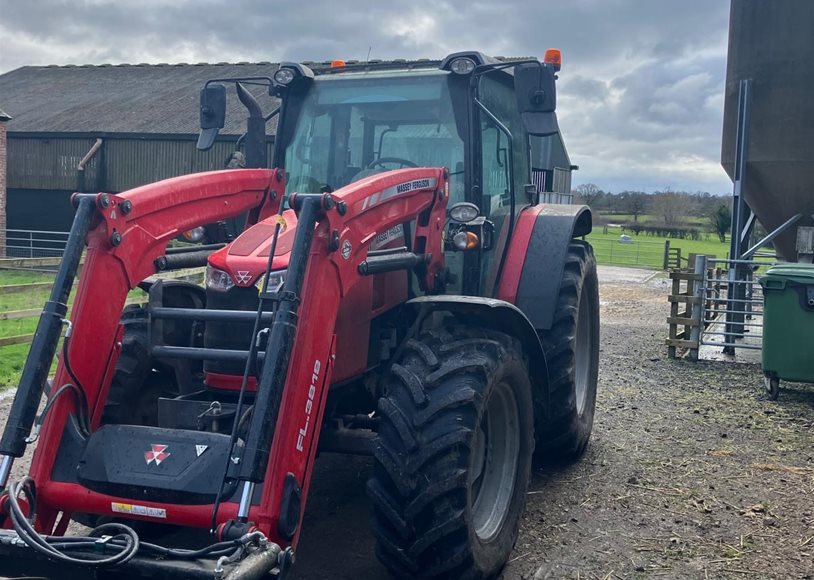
<box><xmin>182</xmin><ymin>226</ymin><xmax>206</xmax><ymax>242</ymax></box>
<box><xmin>206</xmin><ymin>265</ymin><xmax>235</xmax><ymax>292</ymax></box>
<box><xmin>255</xmin><ymin>269</ymin><xmax>287</xmax><ymax>293</ymax></box>
<box><xmin>449</xmin><ymin>57</ymin><xmax>476</xmax><ymax>75</ymax></box>
<box><xmin>452</xmin><ymin>231</ymin><xmax>480</xmax><ymax>251</ymax></box>
<box><xmin>273</xmin><ymin>68</ymin><xmax>296</xmax><ymax>85</ymax></box>
<box><xmin>448</xmin><ymin>202</ymin><xmax>480</xmax><ymax>223</ymax></box>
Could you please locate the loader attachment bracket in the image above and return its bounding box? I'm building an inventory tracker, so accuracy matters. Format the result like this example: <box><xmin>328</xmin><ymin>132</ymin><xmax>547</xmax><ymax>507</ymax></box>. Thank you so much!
<box><xmin>0</xmin><ymin>528</ymin><xmax>282</xmax><ymax>580</ymax></box>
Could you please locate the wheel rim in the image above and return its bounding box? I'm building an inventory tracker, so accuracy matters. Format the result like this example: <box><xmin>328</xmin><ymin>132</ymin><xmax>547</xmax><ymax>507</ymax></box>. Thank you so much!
<box><xmin>471</xmin><ymin>380</ymin><xmax>520</xmax><ymax>542</ymax></box>
<box><xmin>575</xmin><ymin>285</ymin><xmax>592</xmax><ymax>415</ymax></box>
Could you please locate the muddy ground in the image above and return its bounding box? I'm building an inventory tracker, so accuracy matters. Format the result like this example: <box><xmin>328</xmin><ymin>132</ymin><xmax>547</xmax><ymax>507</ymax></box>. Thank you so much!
<box><xmin>2</xmin><ymin>268</ymin><xmax>812</xmax><ymax>579</ymax></box>
<box><xmin>295</xmin><ymin>269</ymin><xmax>813</xmax><ymax>579</ymax></box>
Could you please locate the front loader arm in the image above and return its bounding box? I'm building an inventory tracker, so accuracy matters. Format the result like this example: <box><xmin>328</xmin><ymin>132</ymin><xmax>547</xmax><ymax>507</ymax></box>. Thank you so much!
<box><xmin>238</xmin><ymin>168</ymin><xmax>449</xmax><ymax>544</ymax></box>
<box><xmin>0</xmin><ymin>164</ymin><xmax>448</xmax><ymax>554</ymax></box>
<box><xmin>1</xmin><ymin>169</ymin><xmax>283</xmax><ymax>531</ymax></box>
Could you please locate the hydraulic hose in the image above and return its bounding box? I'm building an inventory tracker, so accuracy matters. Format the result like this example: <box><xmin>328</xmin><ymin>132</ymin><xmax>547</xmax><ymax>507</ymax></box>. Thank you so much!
<box><xmin>4</xmin><ymin>477</ymin><xmax>139</xmax><ymax>567</ymax></box>
<box><xmin>0</xmin><ymin>477</ymin><xmax>267</xmax><ymax>567</ymax></box>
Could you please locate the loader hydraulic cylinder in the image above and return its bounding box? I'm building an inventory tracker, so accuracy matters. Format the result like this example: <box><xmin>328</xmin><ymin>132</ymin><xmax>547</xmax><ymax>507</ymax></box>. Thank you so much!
<box><xmin>237</xmin><ymin>193</ymin><xmax>326</xmax><ymax>485</ymax></box>
<box><xmin>0</xmin><ymin>196</ymin><xmax>96</xmax><ymax>477</ymax></box>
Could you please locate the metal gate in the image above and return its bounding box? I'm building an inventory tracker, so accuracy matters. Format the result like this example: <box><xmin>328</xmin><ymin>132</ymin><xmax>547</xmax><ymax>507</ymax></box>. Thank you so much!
<box><xmin>699</xmin><ymin>256</ymin><xmax>768</xmax><ymax>355</ymax></box>
<box><xmin>5</xmin><ymin>229</ymin><xmax>70</xmax><ymax>258</ymax></box>
<box><xmin>667</xmin><ymin>254</ymin><xmax>775</xmax><ymax>360</ymax></box>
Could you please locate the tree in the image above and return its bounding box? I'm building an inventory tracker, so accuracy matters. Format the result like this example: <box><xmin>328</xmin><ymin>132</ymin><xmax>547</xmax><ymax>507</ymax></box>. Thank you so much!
<box><xmin>574</xmin><ymin>183</ymin><xmax>603</xmax><ymax>208</ymax></box>
<box><xmin>626</xmin><ymin>192</ymin><xmax>648</xmax><ymax>222</ymax></box>
<box><xmin>709</xmin><ymin>204</ymin><xmax>732</xmax><ymax>243</ymax></box>
<box><xmin>651</xmin><ymin>189</ymin><xmax>695</xmax><ymax>225</ymax></box>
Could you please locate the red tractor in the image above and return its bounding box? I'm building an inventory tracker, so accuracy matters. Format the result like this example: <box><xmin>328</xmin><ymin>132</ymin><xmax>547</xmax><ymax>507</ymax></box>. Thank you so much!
<box><xmin>0</xmin><ymin>52</ymin><xmax>598</xmax><ymax>579</ymax></box>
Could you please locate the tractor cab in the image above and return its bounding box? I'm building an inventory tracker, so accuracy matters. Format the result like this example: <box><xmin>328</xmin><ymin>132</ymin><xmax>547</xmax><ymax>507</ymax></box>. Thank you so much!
<box><xmin>199</xmin><ymin>52</ymin><xmax>574</xmax><ymax>301</ymax></box>
<box><xmin>281</xmin><ymin>69</ymin><xmax>465</xmax><ymax>197</ymax></box>
<box><xmin>195</xmin><ymin>53</ymin><xmax>575</xmax><ymax>392</ymax></box>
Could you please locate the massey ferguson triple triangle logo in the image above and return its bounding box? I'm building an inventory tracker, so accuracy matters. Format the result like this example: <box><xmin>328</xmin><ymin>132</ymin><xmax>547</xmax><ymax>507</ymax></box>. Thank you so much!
<box><xmin>144</xmin><ymin>444</ymin><xmax>170</xmax><ymax>466</ymax></box>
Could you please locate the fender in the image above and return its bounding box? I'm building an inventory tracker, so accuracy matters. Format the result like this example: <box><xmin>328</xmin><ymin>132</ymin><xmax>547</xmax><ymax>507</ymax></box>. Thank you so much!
<box><xmin>497</xmin><ymin>204</ymin><xmax>592</xmax><ymax>331</ymax></box>
<box><xmin>406</xmin><ymin>295</ymin><xmax>551</xmax><ymax>417</ymax></box>
<box><xmin>138</xmin><ymin>277</ymin><xmax>207</xmax><ymax>303</ymax></box>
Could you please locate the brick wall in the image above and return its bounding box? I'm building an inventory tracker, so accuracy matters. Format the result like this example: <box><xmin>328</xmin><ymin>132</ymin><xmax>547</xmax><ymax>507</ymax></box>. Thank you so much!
<box><xmin>0</xmin><ymin>120</ymin><xmax>6</xmax><ymax>257</ymax></box>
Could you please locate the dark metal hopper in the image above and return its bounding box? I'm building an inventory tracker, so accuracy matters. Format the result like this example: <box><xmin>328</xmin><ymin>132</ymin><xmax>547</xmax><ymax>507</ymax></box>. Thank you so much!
<box><xmin>722</xmin><ymin>0</ymin><xmax>814</xmax><ymax>260</ymax></box>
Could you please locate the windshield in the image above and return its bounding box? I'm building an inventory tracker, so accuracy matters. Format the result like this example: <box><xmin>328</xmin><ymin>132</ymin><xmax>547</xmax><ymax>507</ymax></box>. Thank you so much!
<box><xmin>284</xmin><ymin>71</ymin><xmax>464</xmax><ymax>198</ymax></box>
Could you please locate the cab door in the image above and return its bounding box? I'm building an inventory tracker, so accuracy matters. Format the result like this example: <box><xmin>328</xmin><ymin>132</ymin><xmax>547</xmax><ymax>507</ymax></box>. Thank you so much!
<box><xmin>476</xmin><ymin>74</ymin><xmax>530</xmax><ymax>297</ymax></box>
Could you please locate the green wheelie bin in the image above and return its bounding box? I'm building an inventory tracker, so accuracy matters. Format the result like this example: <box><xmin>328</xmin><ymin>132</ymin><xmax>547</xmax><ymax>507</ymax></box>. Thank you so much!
<box><xmin>759</xmin><ymin>263</ymin><xmax>814</xmax><ymax>399</ymax></box>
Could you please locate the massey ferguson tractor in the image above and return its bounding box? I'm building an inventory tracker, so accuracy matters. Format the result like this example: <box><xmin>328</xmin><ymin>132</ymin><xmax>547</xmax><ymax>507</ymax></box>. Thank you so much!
<box><xmin>0</xmin><ymin>51</ymin><xmax>599</xmax><ymax>579</ymax></box>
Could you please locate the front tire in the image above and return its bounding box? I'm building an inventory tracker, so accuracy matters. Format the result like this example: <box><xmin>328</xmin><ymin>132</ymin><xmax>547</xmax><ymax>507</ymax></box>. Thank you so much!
<box><xmin>101</xmin><ymin>306</ymin><xmax>177</xmax><ymax>426</ymax></box>
<box><xmin>368</xmin><ymin>326</ymin><xmax>534</xmax><ymax>579</ymax></box>
<box><xmin>535</xmin><ymin>241</ymin><xmax>600</xmax><ymax>461</ymax></box>
<box><xmin>73</xmin><ymin>306</ymin><xmax>177</xmax><ymax>530</ymax></box>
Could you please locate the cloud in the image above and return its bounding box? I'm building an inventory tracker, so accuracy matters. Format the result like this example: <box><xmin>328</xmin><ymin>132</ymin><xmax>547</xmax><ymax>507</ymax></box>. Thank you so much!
<box><xmin>0</xmin><ymin>0</ymin><xmax>734</xmax><ymax>193</ymax></box>
<box><xmin>558</xmin><ymin>51</ymin><xmax>730</xmax><ymax>192</ymax></box>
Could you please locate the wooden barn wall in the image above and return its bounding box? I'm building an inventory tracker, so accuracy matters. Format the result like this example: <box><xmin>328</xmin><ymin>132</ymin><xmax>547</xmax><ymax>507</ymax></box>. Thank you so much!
<box><xmin>8</xmin><ymin>136</ymin><xmax>275</xmax><ymax>193</ymax></box>
<box><xmin>7</xmin><ymin>137</ymin><xmax>100</xmax><ymax>190</ymax></box>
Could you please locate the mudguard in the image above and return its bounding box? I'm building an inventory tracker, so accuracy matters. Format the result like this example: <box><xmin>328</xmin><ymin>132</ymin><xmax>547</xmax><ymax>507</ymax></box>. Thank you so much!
<box><xmin>406</xmin><ymin>295</ymin><xmax>551</xmax><ymax>416</ymax></box>
<box><xmin>497</xmin><ymin>204</ymin><xmax>592</xmax><ymax>331</ymax></box>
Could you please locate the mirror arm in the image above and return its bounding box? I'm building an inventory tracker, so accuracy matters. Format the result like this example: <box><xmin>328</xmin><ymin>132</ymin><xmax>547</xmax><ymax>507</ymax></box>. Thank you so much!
<box><xmin>264</xmin><ymin>106</ymin><xmax>281</xmax><ymax>123</ymax></box>
<box><xmin>471</xmin><ymin>59</ymin><xmax>539</xmax><ymax>78</ymax></box>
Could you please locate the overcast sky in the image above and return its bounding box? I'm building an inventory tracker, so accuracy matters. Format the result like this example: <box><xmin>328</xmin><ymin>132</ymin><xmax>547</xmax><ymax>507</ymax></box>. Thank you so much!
<box><xmin>0</xmin><ymin>0</ymin><xmax>734</xmax><ymax>194</ymax></box>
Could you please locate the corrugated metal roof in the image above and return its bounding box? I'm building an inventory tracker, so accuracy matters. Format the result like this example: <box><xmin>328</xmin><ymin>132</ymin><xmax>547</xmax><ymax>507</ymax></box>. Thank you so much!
<box><xmin>0</xmin><ymin>62</ymin><xmax>280</xmax><ymax>135</ymax></box>
<box><xmin>0</xmin><ymin>57</ymin><xmax>531</xmax><ymax>136</ymax></box>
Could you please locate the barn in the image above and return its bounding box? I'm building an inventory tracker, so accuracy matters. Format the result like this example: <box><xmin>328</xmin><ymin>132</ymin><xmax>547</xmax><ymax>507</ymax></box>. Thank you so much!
<box><xmin>0</xmin><ymin>62</ymin><xmax>280</xmax><ymax>254</ymax></box>
<box><xmin>0</xmin><ymin>58</ymin><xmax>574</xmax><ymax>256</ymax></box>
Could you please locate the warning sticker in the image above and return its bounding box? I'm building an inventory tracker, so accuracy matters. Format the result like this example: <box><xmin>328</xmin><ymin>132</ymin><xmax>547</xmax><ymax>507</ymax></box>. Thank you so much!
<box><xmin>111</xmin><ymin>502</ymin><xmax>167</xmax><ymax>519</ymax></box>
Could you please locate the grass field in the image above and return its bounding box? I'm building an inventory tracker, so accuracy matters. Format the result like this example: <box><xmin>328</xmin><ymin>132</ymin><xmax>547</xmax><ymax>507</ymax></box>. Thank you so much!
<box><xmin>586</xmin><ymin>225</ymin><xmax>730</xmax><ymax>268</ymax></box>
<box><xmin>0</xmin><ymin>270</ymin><xmax>152</xmax><ymax>387</ymax></box>
<box><xmin>0</xmin><ymin>271</ymin><xmax>54</xmax><ymax>386</ymax></box>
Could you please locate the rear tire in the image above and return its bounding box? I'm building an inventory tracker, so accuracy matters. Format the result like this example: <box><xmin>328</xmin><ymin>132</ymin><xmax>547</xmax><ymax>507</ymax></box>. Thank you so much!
<box><xmin>368</xmin><ymin>326</ymin><xmax>534</xmax><ymax>579</ymax></box>
<box><xmin>535</xmin><ymin>241</ymin><xmax>600</xmax><ymax>461</ymax></box>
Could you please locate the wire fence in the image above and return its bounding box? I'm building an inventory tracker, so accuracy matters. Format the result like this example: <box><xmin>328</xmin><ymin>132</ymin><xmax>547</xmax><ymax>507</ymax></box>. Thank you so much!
<box><xmin>0</xmin><ymin>227</ymin><xmax>713</xmax><ymax>272</ymax></box>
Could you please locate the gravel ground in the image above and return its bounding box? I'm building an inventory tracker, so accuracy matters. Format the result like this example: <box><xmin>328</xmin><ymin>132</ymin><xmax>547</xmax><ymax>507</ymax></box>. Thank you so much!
<box><xmin>1</xmin><ymin>269</ymin><xmax>812</xmax><ymax>579</ymax></box>
<box><xmin>502</xmin><ymin>274</ymin><xmax>814</xmax><ymax>580</ymax></box>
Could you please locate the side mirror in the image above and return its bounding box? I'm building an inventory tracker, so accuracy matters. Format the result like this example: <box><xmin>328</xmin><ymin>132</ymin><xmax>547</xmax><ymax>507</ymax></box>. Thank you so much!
<box><xmin>514</xmin><ymin>63</ymin><xmax>559</xmax><ymax>136</ymax></box>
<box><xmin>197</xmin><ymin>84</ymin><xmax>226</xmax><ymax>151</ymax></box>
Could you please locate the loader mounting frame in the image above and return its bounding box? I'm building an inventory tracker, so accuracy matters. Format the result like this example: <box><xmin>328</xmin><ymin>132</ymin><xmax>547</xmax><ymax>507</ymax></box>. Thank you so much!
<box><xmin>0</xmin><ymin>166</ymin><xmax>448</xmax><ymax>578</ymax></box>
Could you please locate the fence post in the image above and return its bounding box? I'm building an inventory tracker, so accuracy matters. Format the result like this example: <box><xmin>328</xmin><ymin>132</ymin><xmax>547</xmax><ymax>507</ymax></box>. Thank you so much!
<box><xmin>663</xmin><ymin>240</ymin><xmax>670</xmax><ymax>270</ymax></box>
<box><xmin>609</xmin><ymin>240</ymin><xmax>613</xmax><ymax>264</ymax></box>
<box><xmin>688</xmin><ymin>255</ymin><xmax>708</xmax><ymax>361</ymax></box>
